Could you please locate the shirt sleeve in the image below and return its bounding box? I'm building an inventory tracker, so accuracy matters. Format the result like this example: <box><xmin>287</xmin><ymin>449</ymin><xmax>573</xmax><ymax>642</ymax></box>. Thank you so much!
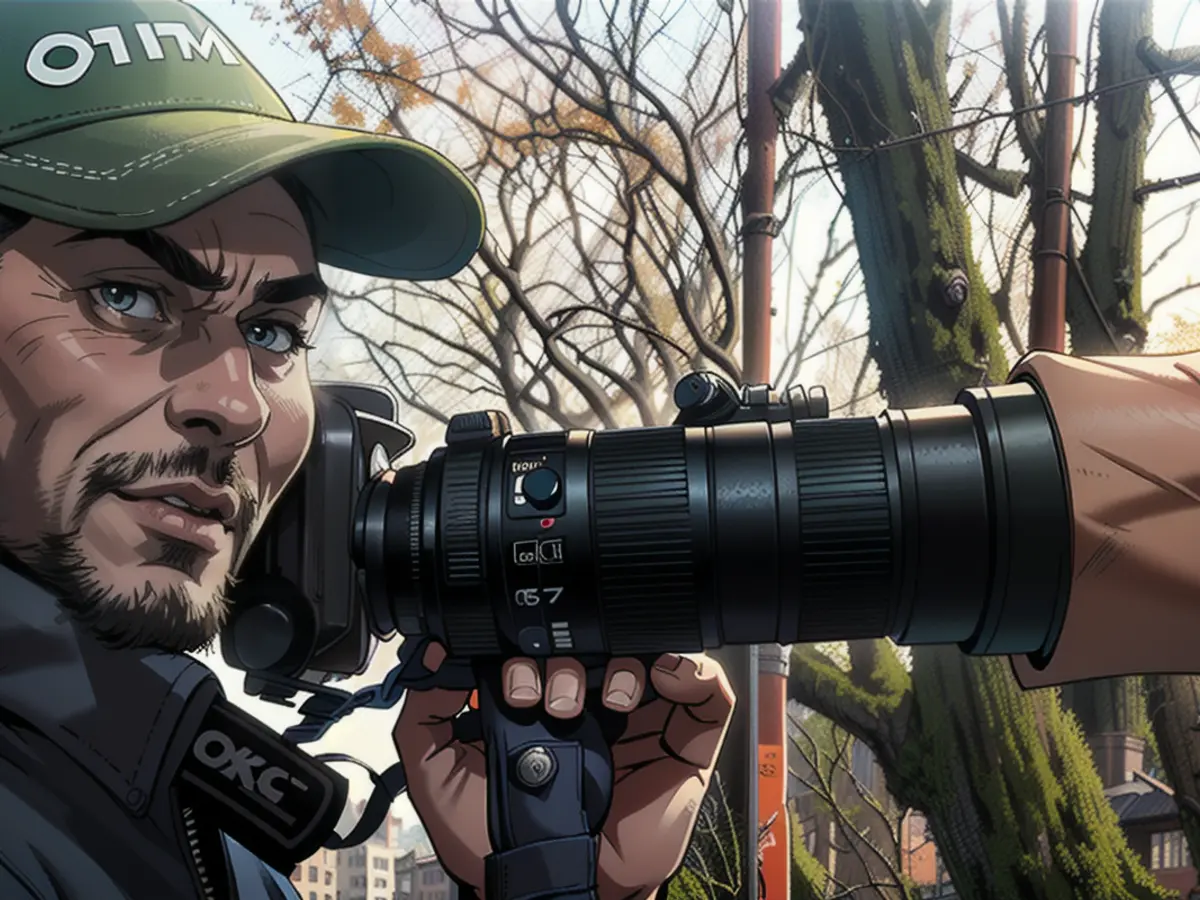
<box><xmin>1007</xmin><ymin>349</ymin><xmax>1200</xmax><ymax>687</ymax></box>
<box><xmin>0</xmin><ymin>859</ymin><xmax>42</xmax><ymax>900</ymax></box>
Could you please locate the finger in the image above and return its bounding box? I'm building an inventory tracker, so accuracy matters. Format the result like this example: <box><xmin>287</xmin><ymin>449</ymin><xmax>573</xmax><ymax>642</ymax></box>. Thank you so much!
<box><xmin>502</xmin><ymin>658</ymin><xmax>542</xmax><ymax>708</ymax></box>
<box><xmin>602</xmin><ymin>657</ymin><xmax>646</xmax><ymax>712</ymax></box>
<box><xmin>422</xmin><ymin>640</ymin><xmax>447</xmax><ymax>672</ymax></box>
<box><xmin>544</xmin><ymin>657</ymin><xmax>586</xmax><ymax>718</ymax></box>
<box><xmin>649</xmin><ymin>652</ymin><xmax>735</xmax><ymax>771</ymax></box>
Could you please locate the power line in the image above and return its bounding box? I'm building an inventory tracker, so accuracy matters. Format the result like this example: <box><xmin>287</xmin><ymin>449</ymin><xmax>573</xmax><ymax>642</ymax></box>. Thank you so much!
<box><xmin>791</xmin><ymin>56</ymin><xmax>1200</xmax><ymax>157</ymax></box>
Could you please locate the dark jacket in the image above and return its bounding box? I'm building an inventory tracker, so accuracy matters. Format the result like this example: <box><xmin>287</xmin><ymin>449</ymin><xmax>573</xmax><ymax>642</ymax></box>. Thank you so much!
<box><xmin>0</xmin><ymin>560</ymin><xmax>301</xmax><ymax>899</ymax></box>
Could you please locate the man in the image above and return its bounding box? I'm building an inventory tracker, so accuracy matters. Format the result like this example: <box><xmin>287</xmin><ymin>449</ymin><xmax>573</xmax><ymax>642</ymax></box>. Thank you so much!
<box><xmin>0</xmin><ymin>2</ymin><xmax>733</xmax><ymax>898</ymax></box>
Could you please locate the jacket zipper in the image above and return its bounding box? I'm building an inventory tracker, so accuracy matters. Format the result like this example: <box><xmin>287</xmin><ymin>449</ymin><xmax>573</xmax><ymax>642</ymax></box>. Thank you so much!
<box><xmin>181</xmin><ymin>804</ymin><xmax>217</xmax><ymax>900</ymax></box>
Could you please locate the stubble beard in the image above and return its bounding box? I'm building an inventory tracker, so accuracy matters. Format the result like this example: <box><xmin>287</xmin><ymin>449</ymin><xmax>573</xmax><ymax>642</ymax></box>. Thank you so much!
<box><xmin>14</xmin><ymin>447</ymin><xmax>258</xmax><ymax>654</ymax></box>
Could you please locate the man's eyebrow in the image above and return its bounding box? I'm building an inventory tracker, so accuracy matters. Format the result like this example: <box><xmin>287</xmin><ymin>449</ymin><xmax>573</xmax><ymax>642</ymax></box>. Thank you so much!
<box><xmin>59</xmin><ymin>229</ymin><xmax>234</xmax><ymax>293</ymax></box>
<box><xmin>254</xmin><ymin>272</ymin><xmax>328</xmax><ymax>307</ymax></box>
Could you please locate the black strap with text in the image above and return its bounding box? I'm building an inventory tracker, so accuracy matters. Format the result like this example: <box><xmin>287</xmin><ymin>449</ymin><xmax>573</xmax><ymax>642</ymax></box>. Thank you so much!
<box><xmin>179</xmin><ymin>695</ymin><xmax>348</xmax><ymax>874</ymax></box>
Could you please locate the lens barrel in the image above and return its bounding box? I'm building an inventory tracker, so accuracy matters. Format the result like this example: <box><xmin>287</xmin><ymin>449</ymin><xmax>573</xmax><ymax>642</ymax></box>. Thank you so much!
<box><xmin>353</xmin><ymin>380</ymin><xmax>1071</xmax><ymax>663</ymax></box>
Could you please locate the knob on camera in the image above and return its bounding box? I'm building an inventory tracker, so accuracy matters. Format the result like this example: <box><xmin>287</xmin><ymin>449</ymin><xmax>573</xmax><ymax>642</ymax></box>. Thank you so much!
<box><xmin>224</xmin><ymin>575</ymin><xmax>319</xmax><ymax>674</ymax></box>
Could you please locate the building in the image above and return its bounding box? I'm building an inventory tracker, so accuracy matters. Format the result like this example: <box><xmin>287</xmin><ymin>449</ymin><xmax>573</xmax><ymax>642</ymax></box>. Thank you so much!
<box><xmin>395</xmin><ymin>850</ymin><xmax>417</xmax><ymax>900</ymax></box>
<box><xmin>412</xmin><ymin>853</ymin><xmax>455</xmax><ymax>900</ymax></box>
<box><xmin>393</xmin><ymin>848</ymin><xmax>458</xmax><ymax>900</ymax></box>
<box><xmin>290</xmin><ymin>848</ymin><xmax>338</xmax><ymax>900</ymax></box>
<box><xmin>1088</xmin><ymin>730</ymin><xmax>1200</xmax><ymax>898</ymax></box>
<box><xmin>354</xmin><ymin>799</ymin><xmax>405</xmax><ymax>849</ymax></box>
<box><xmin>339</xmin><ymin>843</ymin><xmax>398</xmax><ymax>900</ymax></box>
<box><xmin>1103</xmin><ymin>767</ymin><xmax>1197</xmax><ymax>896</ymax></box>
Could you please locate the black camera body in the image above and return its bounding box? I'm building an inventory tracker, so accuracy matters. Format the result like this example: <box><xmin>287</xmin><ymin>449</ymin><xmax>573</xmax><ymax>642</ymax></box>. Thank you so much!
<box><xmin>220</xmin><ymin>382</ymin><xmax>415</xmax><ymax>704</ymax></box>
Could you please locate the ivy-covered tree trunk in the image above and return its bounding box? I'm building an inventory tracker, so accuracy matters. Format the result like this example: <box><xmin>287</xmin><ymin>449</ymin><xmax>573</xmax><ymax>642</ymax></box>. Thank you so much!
<box><xmin>1062</xmin><ymin>0</ymin><xmax>1200</xmax><ymax>879</ymax></box>
<box><xmin>790</xmin><ymin>641</ymin><xmax>1172</xmax><ymax>900</ymax></box>
<box><xmin>797</xmin><ymin>0</ymin><xmax>1008</xmax><ymax>407</ymax></box>
<box><xmin>790</xmin><ymin>810</ymin><xmax>829</xmax><ymax>900</ymax></box>
<box><xmin>1066</xmin><ymin>0</ymin><xmax>1153</xmax><ymax>352</ymax></box>
<box><xmin>1146</xmin><ymin>676</ymin><xmax>1200</xmax><ymax>894</ymax></box>
<box><xmin>785</xmin><ymin>1</ymin><xmax>1171</xmax><ymax>896</ymax></box>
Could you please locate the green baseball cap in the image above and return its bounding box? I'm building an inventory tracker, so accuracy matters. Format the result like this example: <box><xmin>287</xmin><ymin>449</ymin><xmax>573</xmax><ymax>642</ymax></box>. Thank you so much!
<box><xmin>0</xmin><ymin>0</ymin><xmax>484</xmax><ymax>280</ymax></box>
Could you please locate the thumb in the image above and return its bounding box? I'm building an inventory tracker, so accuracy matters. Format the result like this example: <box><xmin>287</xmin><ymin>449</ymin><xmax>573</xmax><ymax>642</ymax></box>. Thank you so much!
<box><xmin>392</xmin><ymin>642</ymin><xmax>472</xmax><ymax>763</ymax></box>
<box><xmin>649</xmin><ymin>653</ymin><xmax>735</xmax><ymax>771</ymax></box>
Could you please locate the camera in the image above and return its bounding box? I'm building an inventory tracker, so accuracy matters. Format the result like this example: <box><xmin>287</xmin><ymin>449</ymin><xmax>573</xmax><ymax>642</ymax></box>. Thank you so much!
<box><xmin>221</xmin><ymin>371</ymin><xmax>1073</xmax><ymax>704</ymax></box>
<box><xmin>221</xmin><ymin>382</ymin><xmax>415</xmax><ymax>703</ymax></box>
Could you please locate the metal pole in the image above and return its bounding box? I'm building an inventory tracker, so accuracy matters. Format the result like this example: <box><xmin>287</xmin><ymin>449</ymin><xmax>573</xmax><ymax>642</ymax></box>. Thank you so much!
<box><xmin>740</xmin><ymin>1</ymin><xmax>788</xmax><ymax>899</ymax></box>
<box><xmin>742</xmin><ymin>0</ymin><xmax>779</xmax><ymax>378</ymax></box>
<box><xmin>756</xmin><ymin>644</ymin><xmax>790</xmax><ymax>900</ymax></box>
<box><xmin>1030</xmin><ymin>0</ymin><xmax>1078</xmax><ymax>353</ymax></box>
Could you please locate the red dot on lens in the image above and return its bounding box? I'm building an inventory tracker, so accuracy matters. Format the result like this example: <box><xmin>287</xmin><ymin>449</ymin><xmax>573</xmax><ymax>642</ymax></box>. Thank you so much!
<box><xmin>540</xmin><ymin>518</ymin><xmax>555</xmax><ymax>529</ymax></box>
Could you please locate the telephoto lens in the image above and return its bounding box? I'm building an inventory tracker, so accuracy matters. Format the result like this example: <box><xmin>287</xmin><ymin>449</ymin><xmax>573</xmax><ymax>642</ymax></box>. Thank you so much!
<box><xmin>352</xmin><ymin>373</ymin><xmax>1072</xmax><ymax>667</ymax></box>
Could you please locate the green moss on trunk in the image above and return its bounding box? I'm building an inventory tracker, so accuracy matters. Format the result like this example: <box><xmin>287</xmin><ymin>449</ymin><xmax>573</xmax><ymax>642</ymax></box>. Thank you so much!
<box><xmin>790</xmin><ymin>641</ymin><xmax>1172</xmax><ymax>899</ymax></box>
<box><xmin>789</xmin><ymin>811</ymin><xmax>830</xmax><ymax>900</ymax></box>
<box><xmin>897</xmin><ymin>648</ymin><xmax>1170</xmax><ymax>900</ymax></box>
<box><xmin>799</xmin><ymin>0</ymin><xmax>1007</xmax><ymax>406</ymax></box>
<box><xmin>1067</xmin><ymin>0</ymin><xmax>1153</xmax><ymax>352</ymax></box>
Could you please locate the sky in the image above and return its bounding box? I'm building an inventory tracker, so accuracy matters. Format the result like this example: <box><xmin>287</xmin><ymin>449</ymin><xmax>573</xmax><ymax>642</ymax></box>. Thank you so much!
<box><xmin>188</xmin><ymin>0</ymin><xmax>1200</xmax><ymax>819</ymax></box>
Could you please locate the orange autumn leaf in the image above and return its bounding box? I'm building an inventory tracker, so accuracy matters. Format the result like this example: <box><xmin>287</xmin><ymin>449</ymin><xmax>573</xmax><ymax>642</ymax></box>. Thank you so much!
<box><xmin>316</xmin><ymin>0</ymin><xmax>372</xmax><ymax>33</ymax></box>
<box><xmin>330</xmin><ymin>92</ymin><xmax>367</xmax><ymax>128</ymax></box>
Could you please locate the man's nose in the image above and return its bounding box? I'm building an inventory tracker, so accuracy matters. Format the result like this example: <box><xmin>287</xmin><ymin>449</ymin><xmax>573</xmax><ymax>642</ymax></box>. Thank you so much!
<box><xmin>165</xmin><ymin>346</ymin><xmax>270</xmax><ymax>449</ymax></box>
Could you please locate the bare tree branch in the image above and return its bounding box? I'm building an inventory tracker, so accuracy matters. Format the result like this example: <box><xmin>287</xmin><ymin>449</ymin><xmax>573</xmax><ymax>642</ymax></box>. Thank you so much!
<box><xmin>271</xmin><ymin>0</ymin><xmax>748</xmax><ymax>431</ymax></box>
<box><xmin>955</xmin><ymin>149</ymin><xmax>1027</xmax><ymax>196</ymax></box>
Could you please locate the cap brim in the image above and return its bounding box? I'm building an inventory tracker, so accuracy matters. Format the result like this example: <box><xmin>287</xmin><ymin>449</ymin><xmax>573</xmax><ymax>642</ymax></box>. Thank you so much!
<box><xmin>0</xmin><ymin>110</ymin><xmax>484</xmax><ymax>281</ymax></box>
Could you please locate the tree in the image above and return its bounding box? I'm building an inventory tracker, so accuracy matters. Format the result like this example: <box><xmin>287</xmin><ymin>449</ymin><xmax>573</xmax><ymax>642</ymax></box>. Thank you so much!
<box><xmin>774</xmin><ymin>0</ymin><xmax>1011</xmax><ymax>409</ymax></box>
<box><xmin>789</xmin><ymin>641</ymin><xmax>1169</xmax><ymax>899</ymax></box>
<box><xmin>1062</xmin><ymin>0</ymin><xmax>1152</xmax><ymax>352</ymax></box>
<box><xmin>262</xmin><ymin>0</ymin><xmax>751</xmax><ymax>432</ymax></box>
<box><xmin>260</xmin><ymin>4</ymin><xmax>779</xmax><ymax>899</ymax></box>
<box><xmin>1146</xmin><ymin>675</ymin><xmax>1200</xmax><ymax>894</ymax></box>
<box><xmin>773</xmin><ymin>0</ymin><xmax>1196</xmax><ymax>896</ymax></box>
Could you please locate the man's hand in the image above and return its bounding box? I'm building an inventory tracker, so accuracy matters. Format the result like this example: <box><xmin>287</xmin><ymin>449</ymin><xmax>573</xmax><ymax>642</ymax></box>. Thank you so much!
<box><xmin>393</xmin><ymin>645</ymin><xmax>735</xmax><ymax>900</ymax></box>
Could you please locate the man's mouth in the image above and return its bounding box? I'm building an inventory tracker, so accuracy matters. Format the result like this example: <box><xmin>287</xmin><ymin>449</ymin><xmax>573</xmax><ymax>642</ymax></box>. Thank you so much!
<box><xmin>149</xmin><ymin>493</ymin><xmax>225</xmax><ymax>521</ymax></box>
<box><xmin>111</xmin><ymin>483</ymin><xmax>238</xmax><ymax>555</ymax></box>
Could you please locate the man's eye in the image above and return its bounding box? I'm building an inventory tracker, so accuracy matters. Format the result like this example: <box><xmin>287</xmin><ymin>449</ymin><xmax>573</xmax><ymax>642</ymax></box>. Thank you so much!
<box><xmin>244</xmin><ymin>321</ymin><xmax>308</xmax><ymax>355</ymax></box>
<box><xmin>90</xmin><ymin>283</ymin><xmax>161</xmax><ymax>320</ymax></box>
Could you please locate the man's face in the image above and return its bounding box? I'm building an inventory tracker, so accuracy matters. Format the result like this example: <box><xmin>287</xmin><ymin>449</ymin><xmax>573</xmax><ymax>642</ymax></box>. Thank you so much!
<box><xmin>0</xmin><ymin>178</ymin><xmax>324</xmax><ymax>653</ymax></box>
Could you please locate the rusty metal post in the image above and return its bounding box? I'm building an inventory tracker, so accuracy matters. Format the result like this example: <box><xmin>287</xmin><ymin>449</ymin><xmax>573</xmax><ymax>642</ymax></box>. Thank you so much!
<box><xmin>740</xmin><ymin>1</ymin><xmax>789</xmax><ymax>899</ymax></box>
<box><xmin>743</xmin><ymin>0</ymin><xmax>780</xmax><ymax>380</ymax></box>
<box><xmin>1030</xmin><ymin>0</ymin><xmax>1078</xmax><ymax>353</ymax></box>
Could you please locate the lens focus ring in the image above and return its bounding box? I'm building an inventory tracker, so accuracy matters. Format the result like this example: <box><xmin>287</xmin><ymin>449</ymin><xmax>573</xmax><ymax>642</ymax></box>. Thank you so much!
<box><xmin>591</xmin><ymin>428</ymin><xmax>701</xmax><ymax>654</ymax></box>
<box><xmin>794</xmin><ymin>419</ymin><xmax>893</xmax><ymax>640</ymax></box>
<box><xmin>441</xmin><ymin>450</ymin><xmax>485</xmax><ymax>584</ymax></box>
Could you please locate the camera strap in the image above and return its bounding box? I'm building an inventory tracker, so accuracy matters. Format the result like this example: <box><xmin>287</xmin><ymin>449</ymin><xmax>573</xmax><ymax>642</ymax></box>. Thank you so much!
<box><xmin>282</xmin><ymin>640</ymin><xmax>609</xmax><ymax>900</ymax></box>
<box><xmin>177</xmin><ymin>694</ymin><xmax>349</xmax><ymax>874</ymax></box>
<box><xmin>280</xmin><ymin>636</ymin><xmax>477</xmax><ymax>850</ymax></box>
